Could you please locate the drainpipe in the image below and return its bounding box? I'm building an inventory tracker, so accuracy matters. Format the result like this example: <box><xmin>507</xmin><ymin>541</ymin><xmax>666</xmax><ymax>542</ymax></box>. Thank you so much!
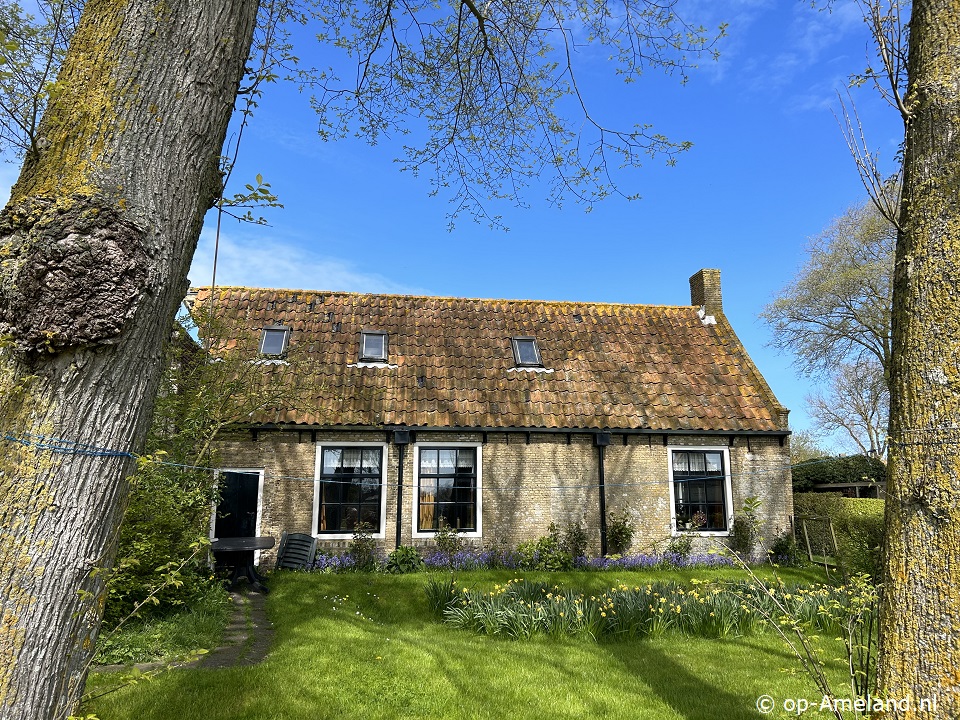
<box><xmin>595</xmin><ymin>432</ymin><xmax>611</xmax><ymax>556</ymax></box>
<box><xmin>393</xmin><ymin>430</ymin><xmax>411</xmax><ymax>548</ymax></box>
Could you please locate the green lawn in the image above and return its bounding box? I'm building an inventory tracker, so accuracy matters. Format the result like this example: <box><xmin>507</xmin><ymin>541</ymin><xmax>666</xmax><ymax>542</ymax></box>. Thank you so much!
<box><xmin>84</xmin><ymin>567</ymin><xmax>855</xmax><ymax>720</ymax></box>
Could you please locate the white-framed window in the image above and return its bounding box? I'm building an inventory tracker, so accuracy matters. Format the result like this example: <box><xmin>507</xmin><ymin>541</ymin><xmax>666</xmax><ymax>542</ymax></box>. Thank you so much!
<box><xmin>360</xmin><ymin>331</ymin><xmax>388</xmax><ymax>362</ymax></box>
<box><xmin>511</xmin><ymin>336</ymin><xmax>542</xmax><ymax>367</ymax></box>
<box><xmin>667</xmin><ymin>446</ymin><xmax>733</xmax><ymax>535</ymax></box>
<box><xmin>412</xmin><ymin>443</ymin><xmax>482</xmax><ymax>539</ymax></box>
<box><xmin>312</xmin><ymin>443</ymin><xmax>388</xmax><ymax>539</ymax></box>
<box><xmin>259</xmin><ymin>326</ymin><xmax>290</xmax><ymax>356</ymax></box>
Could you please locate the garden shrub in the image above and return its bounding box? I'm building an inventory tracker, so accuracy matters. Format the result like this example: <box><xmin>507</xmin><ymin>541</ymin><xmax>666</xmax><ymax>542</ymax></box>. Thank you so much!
<box><xmin>104</xmin><ymin>459</ymin><xmax>217</xmax><ymax>628</ymax></box>
<box><xmin>348</xmin><ymin>523</ymin><xmax>380</xmax><ymax>571</ymax></box>
<box><xmin>386</xmin><ymin>545</ymin><xmax>425</xmax><ymax>574</ymax></box>
<box><xmin>664</xmin><ymin>534</ymin><xmax>693</xmax><ymax>562</ymax></box>
<box><xmin>728</xmin><ymin>496</ymin><xmax>763</xmax><ymax>558</ymax></box>
<box><xmin>793</xmin><ymin>493</ymin><xmax>884</xmax><ymax>580</ymax></box>
<box><xmin>769</xmin><ymin>531</ymin><xmax>802</xmax><ymax>566</ymax></box>
<box><xmin>792</xmin><ymin>454</ymin><xmax>886</xmax><ymax>492</ymax></box>
<box><xmin>517</xmin><ymin>524</ymin><xmax>574</xmax><ymax>571</ymax></box>
<box><xmin>562</xmin><ymin>520</ymin><xmax>589</xmax><ymax>560</ymax></box>
<box><xmin>434</xmin><ymin>520</ymin><xmax>464</xmax><ymax>558</ymax></box>
<box><xmin>606</xmin><ymin>511</ymin><xmax>634</xmax><ymax>555</ymax></box>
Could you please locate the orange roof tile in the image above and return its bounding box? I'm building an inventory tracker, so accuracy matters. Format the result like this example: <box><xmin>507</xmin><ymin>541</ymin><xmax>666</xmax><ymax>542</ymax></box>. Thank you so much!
<box><xmin>189</xmin><ymin>286</ymin><xmax>788</xmax><ymax>433</ymax></box>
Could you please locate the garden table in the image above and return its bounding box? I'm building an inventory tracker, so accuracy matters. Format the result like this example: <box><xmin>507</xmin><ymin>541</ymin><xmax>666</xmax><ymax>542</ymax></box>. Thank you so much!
<box><xmin>211</xmin><ymin>536</ymin><xmax>276</xmax><ymax>593</ymax></box>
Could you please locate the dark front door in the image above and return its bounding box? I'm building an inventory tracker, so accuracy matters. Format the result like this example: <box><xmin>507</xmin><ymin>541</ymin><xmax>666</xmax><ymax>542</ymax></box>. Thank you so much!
<box><xmin>215</xmin><ymin>471</ymin><xmax>260</xmax><ymax>538</ymax></box>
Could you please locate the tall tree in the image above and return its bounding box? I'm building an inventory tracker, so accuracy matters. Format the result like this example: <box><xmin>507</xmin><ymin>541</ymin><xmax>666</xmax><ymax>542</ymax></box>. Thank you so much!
<box><xmin>878</xmin><ymin>1</ymin><xmax>960</xmax><ymax>715</ymax></box>
<box><xmin>762</xmin><ymin>198</ymin><xmax>894</xmax><ymax>453</ymax></box>
<box><xmin>808</xmin><ymin>357</ymin><xmax>889</xmax><ymax>457</ymax></box>
<box><xmin>0</xmin><ymin>3</ymin><xmax>259</xmax><ymax>718</ymax></box>
<box><xmin>0</xmin><ymin>1</ymin><xmax>721</xmax><ymax>718</ymax></box>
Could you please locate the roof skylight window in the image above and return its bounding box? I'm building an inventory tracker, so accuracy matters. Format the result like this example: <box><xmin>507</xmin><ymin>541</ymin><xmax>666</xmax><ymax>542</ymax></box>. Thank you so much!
<box><xmin>511</xmin><ymin>337</ymin><xmax>543</xmax><ymax>367</ymax></box>
<box><xmin>360</xmin><ymin>331</ymin><xmax>388</xmax><ymax>362</ymax></box>
<box><xmin>259</xmin><ymin>326</ymin><xmax>290</xmax><ymax>356</ymax></box>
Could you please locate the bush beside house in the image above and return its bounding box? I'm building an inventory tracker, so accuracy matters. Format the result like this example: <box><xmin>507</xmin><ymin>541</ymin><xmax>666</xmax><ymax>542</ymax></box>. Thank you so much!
<box><xmin>793</xmin><ymin>493</ymin><xmax>884</xmax><ymax>580</ymax></box>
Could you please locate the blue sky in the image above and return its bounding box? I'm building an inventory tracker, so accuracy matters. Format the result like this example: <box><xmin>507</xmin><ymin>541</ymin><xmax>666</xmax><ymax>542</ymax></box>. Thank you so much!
<box><xmin>4</xmin><ymin>0</ymin><xmax>903</xmax><ymax>448</ymax></box>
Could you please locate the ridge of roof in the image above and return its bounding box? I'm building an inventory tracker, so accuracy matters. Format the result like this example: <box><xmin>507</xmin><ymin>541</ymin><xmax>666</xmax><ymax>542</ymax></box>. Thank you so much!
<box><xmin>190</xmin><ymin>285</ymin><xmax>697</xmax><ymax>312</ymax></box>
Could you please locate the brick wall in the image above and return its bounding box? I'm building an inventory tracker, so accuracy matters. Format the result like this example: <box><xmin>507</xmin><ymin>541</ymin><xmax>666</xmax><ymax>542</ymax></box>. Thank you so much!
<box><xmin>212</xmin><ymin>428</ymin><xmax>792</xmax><ymax>566</ymax></box>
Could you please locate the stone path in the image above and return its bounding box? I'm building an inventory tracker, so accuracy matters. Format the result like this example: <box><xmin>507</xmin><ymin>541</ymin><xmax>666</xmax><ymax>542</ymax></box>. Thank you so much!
<box><xmin>198</xmin><ymin>590</ymin><xmax>274</xmax><ymax>668</ymax></box>
<box><xmin>94</xmin><ymin>589</ymin><xmax>273</xmax><ymax>673</ymax></box>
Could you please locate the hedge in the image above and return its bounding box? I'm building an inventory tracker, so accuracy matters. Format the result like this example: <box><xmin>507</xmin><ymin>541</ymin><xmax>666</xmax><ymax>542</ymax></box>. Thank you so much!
<box><xmin>791</xmin><ymin>454</ymin><xmax>886</xmax><ymax>492</ymax></box>
<box><xmin>793</xmin><ymin>493</ymin><xmax>885</xmax><ymax>580</ymax></box>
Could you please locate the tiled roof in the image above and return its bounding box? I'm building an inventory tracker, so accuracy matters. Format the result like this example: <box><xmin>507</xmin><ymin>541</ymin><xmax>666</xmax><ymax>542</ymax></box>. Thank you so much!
<box><xmin>190</xmin><ymin>286</ymin><xmax>788</xmax><ymax>433</ymax></box>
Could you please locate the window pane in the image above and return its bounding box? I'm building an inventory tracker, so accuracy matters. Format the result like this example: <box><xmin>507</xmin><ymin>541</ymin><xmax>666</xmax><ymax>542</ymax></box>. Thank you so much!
<box><xmin>260</xmin><ymin>328</ymin><xmax>287</xmax><ymax>355</ymax></box>
<box><xmin>322</xmin><ymin>448</ymin><xmax>342</xmax><ymax>474</ymax></box>
<box><xmin>437</xmin><ymin>477</ymin><xmax>454</xmax><ymax>502</ymax></box>
<box><xmin>323</xmin><ymin>479</ymin><xmax>344</xmax><ymax>503</ymax></box>
<box><xmin>345</xmin><ymin>482</ymin><xmax>361</xmax><ymax>503</ymax></box>
<box><xmin>361</xmin><ymin>478</ymin><xmax>379</xmax><ymax>502</ymax></box>
<box><xmin>673</xmin><ymin>453</ymin><xmax>689</xmax><ymax>473</ymax></box>
<box><xmin>341</xmin><ymin>448</ymin><xmax>361</xmax><ymax>472</ymax></box>
<box><xmin>420</xmin><ymin>449</ymin><xmax>438</xmax><ymax>474</ymax></box>
<box><xmin>705</xmin><ymin>452</ymin><xmax>723</xmax><ymax>474</ymax></box>
<box><xmin>323</xmin><ymin>506</ymin><xmax>339</xmax><ymax>532</ymax></box>
<box><xmin>706</xmin><ymin>480</ymin><xmax>724</xmax><ymax>503</ymax></box>
<box><xmin>515</xmin><ymin>338</ymin><xmax>540</xmax><ymax>365</ymax></box>
<box><xmin>362</xmin><ymin>448</ymin><xmax>381</xmax><ymax>473</ymax></box>
<box><xmin>687</xmin><ymin>483</ymin><xmax>706</xmax><ymax>503</ymax></box>
<box><xmin>456</xmin><ymin>449</ymin><xmax>476</xmax><ymax>472</ymax></box>
<box><xmin>688</xmin><ymin>453</ymin><xmax>706</xmax><ymax>474</ymax></box>
<box><xmin>438</xmin><ymin>450</ymin><xmax>457</xmax><ymax>471</ymax></box>
<box><xmin>362</xmin><ymin>332</ymin><xmax>386</xmax><ymax>360</ymax></box>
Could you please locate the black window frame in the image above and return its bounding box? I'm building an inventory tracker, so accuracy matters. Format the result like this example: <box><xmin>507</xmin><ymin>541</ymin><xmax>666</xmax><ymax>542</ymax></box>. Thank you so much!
<box><xmin>359</xmin><ymin>331</ymin><xmax>389</xmax><ymax>362</ymax></box>
<box><xmin>259</xmin><ymin>325</ymin><xmax>290</xmax><ymax>356</ymax></box>
<box><xmin>671</xmin><ymin>449</ymin><xmax>729</xmax><ymax>532</ymax></box>
<box><xmin>316</xmin><ymin>446</ymin><xmax>384</xmax><ymax>535</ymax></box>
<box><xmin>511</xmin><ymin>336</ymin><xmax>543</xmax><ymax>367</ymax></box>
<box><xmin>417</xmin><ymin>446</ymin><xmax>478</xmax><ymax>533</ymax></box>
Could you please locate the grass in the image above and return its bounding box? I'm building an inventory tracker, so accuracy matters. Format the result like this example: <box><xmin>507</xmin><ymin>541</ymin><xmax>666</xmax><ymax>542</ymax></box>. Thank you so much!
<box><xmin>93</xmin><ymin>585</ymin><xmax>233</xmax><ymax>666</ymax></box>
<box><xmin>84</xmin><ymin>565</ymin><xmax>854</xmax><ymax>720</ymax></box>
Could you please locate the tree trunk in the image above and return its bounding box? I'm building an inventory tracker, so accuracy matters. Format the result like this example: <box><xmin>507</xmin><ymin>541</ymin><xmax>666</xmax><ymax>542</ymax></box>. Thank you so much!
<box><xmin>879</xmin><ymin>1</ymin><xmax>960</xmax><ymax>717</ymax></box>
<box><xmin>0</xmin><ymin>2</ymin><xmax>258</xmax><ymax>718</ymax></box>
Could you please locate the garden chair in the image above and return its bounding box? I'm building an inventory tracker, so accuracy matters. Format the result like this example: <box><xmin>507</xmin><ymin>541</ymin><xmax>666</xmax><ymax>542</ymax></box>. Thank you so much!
<box><xmin>275</xmin><ymin>531</ymin><xmax>318</xmax><ymax>570</ymax></box>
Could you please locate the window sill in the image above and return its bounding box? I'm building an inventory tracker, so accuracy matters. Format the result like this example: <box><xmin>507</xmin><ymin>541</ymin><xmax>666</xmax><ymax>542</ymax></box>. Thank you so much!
<box><xmin>412</xmin><ymin>530</ymin><xmax>482</xmax><ymax>540</ymax></box>
<box><xmin>671</xmin><ymin>530</ymin><xmax>730</xmax><ymax>538</ymax></box>
<box><xmin>315</xmin><ymin>531</ymin><xmax>387</xmax><ymax>541</ymax></box>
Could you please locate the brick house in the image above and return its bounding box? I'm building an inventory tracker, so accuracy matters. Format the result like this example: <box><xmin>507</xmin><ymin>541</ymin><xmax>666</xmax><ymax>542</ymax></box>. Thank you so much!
<box><xmin>190</xmin><ymin>269</ymin><xmax>792</xmax><ymax>564</ymax></box>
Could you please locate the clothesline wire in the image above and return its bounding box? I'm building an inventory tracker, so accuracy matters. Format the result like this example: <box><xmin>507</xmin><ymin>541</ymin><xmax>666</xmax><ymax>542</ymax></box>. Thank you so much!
<box><xmin>1</xmin><ymin>427</ymin><xmax>889</xmax><ymax>492</ymax></box>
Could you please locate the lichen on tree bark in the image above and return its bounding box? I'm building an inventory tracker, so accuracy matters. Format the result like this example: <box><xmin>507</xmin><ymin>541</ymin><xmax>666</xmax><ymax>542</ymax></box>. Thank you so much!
<box><xmin>0</xmin><ymin>1</ymin><xmax>259</xmax><ymax>718</ymax></box>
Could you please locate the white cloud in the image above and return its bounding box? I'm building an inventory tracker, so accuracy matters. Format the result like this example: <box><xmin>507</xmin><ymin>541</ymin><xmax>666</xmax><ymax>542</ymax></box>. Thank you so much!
<box><xmin>188</xmin><ymin>226</ymin><xmax>429</xmax><ymax>295</ymax></box>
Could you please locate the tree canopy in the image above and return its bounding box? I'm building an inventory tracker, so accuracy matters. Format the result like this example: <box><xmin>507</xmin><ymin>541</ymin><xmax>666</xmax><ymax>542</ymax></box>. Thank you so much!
<box><xmin>762</xmin><ymin>199</ymin><xmax>894</xmax><ymax>378</ymax></box>
<box><xmin>762</xmin><ymin>198</ymin><xmax>894</xmax><ymax>454</ymax></box>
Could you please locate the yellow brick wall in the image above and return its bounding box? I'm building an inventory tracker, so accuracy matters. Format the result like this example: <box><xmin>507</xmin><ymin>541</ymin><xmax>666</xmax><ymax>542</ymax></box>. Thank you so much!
<box><xmin>212</xmin><ymin>429</ymin><xmax>793</xmax><ymax>566</ymax></box>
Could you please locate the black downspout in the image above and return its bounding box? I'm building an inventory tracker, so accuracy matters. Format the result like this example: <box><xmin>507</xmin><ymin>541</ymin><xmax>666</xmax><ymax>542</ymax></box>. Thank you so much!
<box><xmin>393</xmin><ymin>431</ymin><xmax>411</xmax><ymax>549</ymax></box>
<box><xmin>595</xmin><ymin>432</ymin><xmax>611</xmax><ymax>556</ymax></box>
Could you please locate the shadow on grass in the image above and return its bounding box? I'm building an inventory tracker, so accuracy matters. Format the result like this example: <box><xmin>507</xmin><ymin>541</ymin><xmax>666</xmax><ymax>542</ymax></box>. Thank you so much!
<box><xmin>84</xmin><ymin>571</ymin><xmax>825</xmax><ymax>720</ymax></box>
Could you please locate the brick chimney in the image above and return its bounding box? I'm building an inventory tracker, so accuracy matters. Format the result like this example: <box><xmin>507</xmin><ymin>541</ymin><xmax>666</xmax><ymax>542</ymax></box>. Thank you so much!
<box><xmin>689</xmin><ymin>269</ymin><xmax>723</xmax><ymax>315</ymax></box>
